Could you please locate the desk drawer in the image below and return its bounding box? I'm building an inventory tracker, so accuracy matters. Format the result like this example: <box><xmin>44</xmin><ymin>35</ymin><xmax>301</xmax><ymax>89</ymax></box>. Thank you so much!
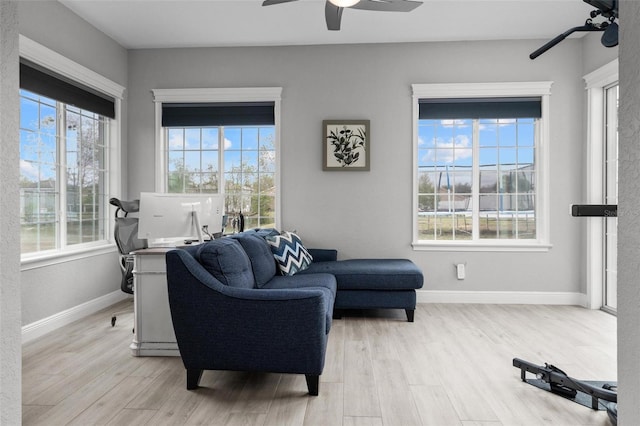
<box><xmin>134</xmin><ymin>255</ymin><xmax>167</xmax><ymax>274</ymax></box>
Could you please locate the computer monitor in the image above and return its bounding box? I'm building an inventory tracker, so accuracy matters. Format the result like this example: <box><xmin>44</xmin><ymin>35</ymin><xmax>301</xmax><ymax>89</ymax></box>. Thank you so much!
<box><xmin>138</xmin><ymin>192</ymin><xmax>224</xmax><ymax>246</ymax></box>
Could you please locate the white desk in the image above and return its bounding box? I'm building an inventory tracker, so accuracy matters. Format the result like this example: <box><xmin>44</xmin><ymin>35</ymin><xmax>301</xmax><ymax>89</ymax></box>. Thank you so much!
<box><xmin>130</xmin><ymin>248</ymin><xmax>180</xmax><ymax>356</ymax></box>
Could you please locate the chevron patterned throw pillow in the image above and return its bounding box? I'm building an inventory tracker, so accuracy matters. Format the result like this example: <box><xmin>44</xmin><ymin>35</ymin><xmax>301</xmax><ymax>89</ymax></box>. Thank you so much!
<box><xmin>265</xmin><ymin>231</ymin><xmax>313</xmax><ymax>276</ymax></box>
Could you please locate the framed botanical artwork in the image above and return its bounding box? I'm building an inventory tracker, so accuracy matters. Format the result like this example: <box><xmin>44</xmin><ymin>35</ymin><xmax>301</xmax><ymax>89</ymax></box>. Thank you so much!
<box><xmin>323</xmin><ymin>120</ymin><xmax>370</xmax><ymax>171</ymax></box>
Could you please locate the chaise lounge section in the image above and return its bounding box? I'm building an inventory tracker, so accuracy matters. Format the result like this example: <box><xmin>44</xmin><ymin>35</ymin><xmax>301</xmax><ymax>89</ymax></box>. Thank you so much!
<box><xmin>301</xmin><ymin>249</ymin><xmax>424</xmax><ymax>322</ymax></box>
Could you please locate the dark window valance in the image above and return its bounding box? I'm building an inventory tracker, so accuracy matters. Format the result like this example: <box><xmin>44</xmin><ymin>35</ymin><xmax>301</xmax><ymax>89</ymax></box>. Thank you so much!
<box><xmin>161</xmin><ymin>102</ymin><xmax>275</xmax><ymax>127</ymax></box>
<box><xmin>19</xmin><ymin>59</ymin><xmax>115</xmax><ymax>119</ymax></box>
<box><xmin>419</xmin><ymin>97</ymin><xmax>541</xmax><ymax>120</ymax></box>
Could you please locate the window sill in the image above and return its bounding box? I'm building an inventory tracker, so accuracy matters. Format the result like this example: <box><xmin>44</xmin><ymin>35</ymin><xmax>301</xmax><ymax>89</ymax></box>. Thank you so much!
<box><xmin>20</xmin><ymin>242</ymin><xmax>118</xmax><ymax>271</ymax></box>
<box><xmin>412</xmin><ymin>241</ymin><xmax>552</xmax><ymax>252</ymax></box>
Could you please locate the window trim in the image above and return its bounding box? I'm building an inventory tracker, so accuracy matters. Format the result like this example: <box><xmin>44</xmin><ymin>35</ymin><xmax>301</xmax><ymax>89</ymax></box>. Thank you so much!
<box><xmin>152</xmin><ymin>87</ymin><xmax>282</xmax><ymax>230</ymax></box>
<box><xmin>411</xmin><ymin>81</ymin><xmax>553</xmax><ymax>252</ymax></box>
<box><xmin>19</xmin><ymin>35</ymin><xmax>124</xmax><ymax>268</ymax></box>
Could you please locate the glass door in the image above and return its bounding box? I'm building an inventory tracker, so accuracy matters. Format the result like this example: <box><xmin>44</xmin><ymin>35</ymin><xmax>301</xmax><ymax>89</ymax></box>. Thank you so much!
<box><xmin>603</xmin><ymin>84</ymin><xmax>618</xmax><ymax>313</ymax></box>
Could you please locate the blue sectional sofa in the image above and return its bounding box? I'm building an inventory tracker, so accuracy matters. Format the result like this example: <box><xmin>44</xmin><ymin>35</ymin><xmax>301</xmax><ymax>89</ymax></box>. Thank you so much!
<box><xmin>165</xmin><ymin>229</ymin><xmax>424</xmax><ymax>395</ymax></box>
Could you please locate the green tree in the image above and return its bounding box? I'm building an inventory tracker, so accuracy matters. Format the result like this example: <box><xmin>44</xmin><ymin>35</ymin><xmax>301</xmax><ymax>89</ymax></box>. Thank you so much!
<box><xmin>418</xmin><ymin>173</ymin><xmax>435</xmax><ymax>211</ymax></box>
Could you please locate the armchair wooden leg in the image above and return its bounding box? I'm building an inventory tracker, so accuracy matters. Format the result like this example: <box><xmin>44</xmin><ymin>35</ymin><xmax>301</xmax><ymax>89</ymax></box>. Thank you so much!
<box><xmin>305</xmin><ymin>374</ymin><xmax>319</xmax><ymax>396</ymax></box>
<box><xmin>187</xmin><ymin>369</ymin><xmax>203</xmax><ymax>390</ymax></box>
<box><xmin>405</xmin><ymin>309</ymin><xmax>415</xmax><ymax>322</ymax></box>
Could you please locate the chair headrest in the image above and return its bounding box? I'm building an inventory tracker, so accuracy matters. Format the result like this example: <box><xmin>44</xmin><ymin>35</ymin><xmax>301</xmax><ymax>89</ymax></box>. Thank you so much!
<box><xmin>109</xmin><ymin>198</ymin><xmax>140</xmax><ymax>214</ymax></box>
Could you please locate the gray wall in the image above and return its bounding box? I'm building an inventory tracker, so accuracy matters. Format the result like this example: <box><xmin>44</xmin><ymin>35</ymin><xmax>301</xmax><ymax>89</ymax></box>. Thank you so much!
<box><xmin>617</xmin><ymin>0</ymin><xmax>640</xmax><ymax>422</ymax></box>
<box><xmin>18</xmin><ymin>1</ymin><xmax>128</xmax><ymax>325</ymax></box>
<box><xmin>582</xmin><ymin>31</ymin><xmax>619</xmax><ymax>72</ymax></box>
<box><xmin>1</xmin><ymin>1</ymin><xmax>21</xmax><ymax>423</ymax></box>
<box><xmin>128</xmin><ymin>38</ymin><xmax>598</xmax><ymax>295</ymax></box>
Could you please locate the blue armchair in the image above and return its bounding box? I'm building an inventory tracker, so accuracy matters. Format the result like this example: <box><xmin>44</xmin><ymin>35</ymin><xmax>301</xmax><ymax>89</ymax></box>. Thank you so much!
<box><xmin>165</xmin><ymin>237</ymin><xmax>336</xmax><ymax>396</ymax></box>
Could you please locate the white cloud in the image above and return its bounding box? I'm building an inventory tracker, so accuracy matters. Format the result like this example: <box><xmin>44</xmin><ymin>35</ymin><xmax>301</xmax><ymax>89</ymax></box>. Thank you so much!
<box><xmin>20</xmin><ymin>160</ymin><xmax>39</xmax><ymax>181</ymax></box>
<box><xmin>439</xmin><ymin>119</ymin><xmax>470</xmax><ymax>127</ymax></box>
<box><xmin>168</xmin><ymin>132</ymin><xmax>184</xmax><ymax>149</ymax></box>
<box><xmin>440</xmin><ymin>134</ymin><xmax>471</xmax><ymax>150</ymax></box>
<box><xmin>479</xmin><ymin>118</ymin><xmax>517</xmax><ymax>130</ymax></box>
<box><xmin>421</xmin><ymin>135</ymin><xmax>472</xmax><ymax>164</ymax></box>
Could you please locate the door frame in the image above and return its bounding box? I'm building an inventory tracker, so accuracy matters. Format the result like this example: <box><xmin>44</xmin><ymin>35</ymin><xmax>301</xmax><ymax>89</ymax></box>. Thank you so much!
<box><xmin>583</xmin><ymin>59</ymin><xmax>618</xmax><ymax>310</ymax></box>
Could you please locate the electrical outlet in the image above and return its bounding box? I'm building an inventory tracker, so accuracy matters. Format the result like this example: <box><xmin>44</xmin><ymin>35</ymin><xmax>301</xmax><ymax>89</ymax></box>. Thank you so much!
<box><xmin>456</xmin><ymin>263</ymin><xmax>465</xmax><ymax>280</ymax></box>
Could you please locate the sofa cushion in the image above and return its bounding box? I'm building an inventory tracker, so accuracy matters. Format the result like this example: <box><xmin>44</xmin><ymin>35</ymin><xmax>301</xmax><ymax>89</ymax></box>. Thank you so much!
<box><xmin>253</xmin><ymin>228</ymin><xmax>281</xmax><ymax>238</ymax></box>
<box><xmin>265</xmin><ymin>231</ymin><xmax>313</xmax><ymax>276</ymax></box>
<box><xmin>265</xmin><ymin>273</ymin><xmax>337</xmax><ymax>296</ymax></box>
<box><xmin>263</xmin><ymin>273</ymin><xmax>336</xmax><ymax>332</ymax></box>
<box><xmin>302</xmin><ymin>259</ymin><xmax>424</xmax><ymax>291</ymax></box>
<box><xmin>194</xmin><ymin>239</ymin><xmax>255</xmax><ymax>289</ymax></box>
<box><xmin>230</xmin><ymin>233</ymin><xmax>277</xmax><ymax>288</ymax></box>
<box><xmin>307</xmin><ymin>248</ymin><xmax>338</xmax><ymax>262</ymax></box>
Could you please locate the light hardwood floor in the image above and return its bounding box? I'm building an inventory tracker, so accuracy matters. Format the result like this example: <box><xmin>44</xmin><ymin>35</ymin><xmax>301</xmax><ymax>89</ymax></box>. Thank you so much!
<box><xmin>23</xmin><ymin>301</ymin><xmax>617</xmax><ymax>425</ymax></box>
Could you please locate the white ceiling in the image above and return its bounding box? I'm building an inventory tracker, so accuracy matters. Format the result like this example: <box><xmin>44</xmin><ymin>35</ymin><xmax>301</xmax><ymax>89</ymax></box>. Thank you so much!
<box><xmin>59</xmin><ymin>0</ymin><xmax>600</xmax><ymax>49</ymax></box>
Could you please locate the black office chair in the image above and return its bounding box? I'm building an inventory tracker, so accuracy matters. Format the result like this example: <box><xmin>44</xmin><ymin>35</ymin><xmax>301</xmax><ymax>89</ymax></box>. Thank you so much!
<box><xmin>109</xmin><ymin>197</ymin><xmax>147</xmax><ymax>326</ymax></box>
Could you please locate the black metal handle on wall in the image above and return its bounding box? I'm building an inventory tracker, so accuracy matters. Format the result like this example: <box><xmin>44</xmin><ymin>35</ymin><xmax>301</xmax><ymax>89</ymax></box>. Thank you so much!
<box><xmin>571</xmin><ymin>204</ymin><xmax>617</xmax><ymax>217</ymax></box>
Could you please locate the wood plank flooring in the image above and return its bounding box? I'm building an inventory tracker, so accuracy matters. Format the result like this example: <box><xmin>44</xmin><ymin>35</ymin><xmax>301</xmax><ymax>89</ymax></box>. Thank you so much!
<box><xmin>23</xmin><ymin>301</ymin><xmax>617</xmax><ymax>425</ymax></box>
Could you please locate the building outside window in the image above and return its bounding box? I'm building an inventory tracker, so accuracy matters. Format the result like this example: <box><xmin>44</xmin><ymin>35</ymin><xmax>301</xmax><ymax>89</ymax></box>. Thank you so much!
<box><xmin>412</xmin><ymin>82</ymin><xmax>552</xmax><ymax>250</ymax></box>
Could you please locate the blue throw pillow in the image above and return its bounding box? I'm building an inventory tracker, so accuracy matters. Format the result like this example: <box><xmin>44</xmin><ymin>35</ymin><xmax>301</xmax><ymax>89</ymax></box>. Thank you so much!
<box><xmin>194</xmin><ymin>239</ymin><xmax>255</xmax><ymax>289</ymax></box>
<box><xmin>265</xmin><ymin>231</ymin><xmax>313</xmax><ymax>276</ymax></box>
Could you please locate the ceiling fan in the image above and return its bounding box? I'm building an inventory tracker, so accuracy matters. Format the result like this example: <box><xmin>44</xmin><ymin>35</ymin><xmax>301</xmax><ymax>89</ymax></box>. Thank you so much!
<box><xmin>262</xmin><ymin>0</ymin><xmax>423</xmax><ymax>31</ymax></box>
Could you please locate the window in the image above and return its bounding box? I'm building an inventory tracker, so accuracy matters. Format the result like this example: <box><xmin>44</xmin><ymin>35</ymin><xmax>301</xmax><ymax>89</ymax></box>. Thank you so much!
<box><xmin>222</xmin><ymin>127</ymin><xmax>276</xmax><ymax>229</ymax></box>
<box><xmin>164</xmin><ymin>125</ymin><xmax>276</xmax><ymax>229</ymax></box>
<box><xmin>20</xmin><ymin>89</ymin><xmax>108</xmax><ymax>253</ymax></box>
<box><xmin>412</xmin><ymin>82</ymin><xmax>552</xmax><ymax>251</ymax></box>
<box><xmin>166</xmin><ymin>127</ymin><xmax>220</xmax><ymax>193</ymax></box>
<box><xmin>19</xmin><ymin>36</ymin><xmax>124</xmax><ymax>263</ymax></box>
<box><xmin>153</xmin><ymin>88</ymin><xmax>282</xmax><ymax>231</ymax></box>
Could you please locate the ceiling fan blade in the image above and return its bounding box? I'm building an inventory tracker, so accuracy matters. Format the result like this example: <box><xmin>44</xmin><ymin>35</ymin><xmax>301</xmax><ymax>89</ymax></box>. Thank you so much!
<box><xmin>262</xmin><ymin>0</ymin><xmax>299</xmax><ymax>6</ymax></box>
<box><xmin>325</xmin><ymin>2</ymin><xmax>343</xmax><ymax>31</ymax></box>
<box><xmin>351</xmin><ymin>0</ymin><xmax>423</xmax><ymax>12</ymax></box>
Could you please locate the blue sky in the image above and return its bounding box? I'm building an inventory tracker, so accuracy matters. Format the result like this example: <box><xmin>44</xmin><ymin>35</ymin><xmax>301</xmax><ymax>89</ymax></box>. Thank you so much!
<box><xmin>167</xmin><ymin>126</ymin><xmax>275</xmax><ymax>174</ymax></box>
<box><xmin>417</xmin><ymin>118</ymin><xmax>535</xmax><ymax>169</ymax></box>
<box><xmin>20</xmin><ymin>90</ymin><xmax>57</xmax><ymax>182</ymax></box>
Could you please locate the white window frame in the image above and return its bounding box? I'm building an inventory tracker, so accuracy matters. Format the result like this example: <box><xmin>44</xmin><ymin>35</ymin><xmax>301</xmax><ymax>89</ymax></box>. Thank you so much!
<box><xmin>411</xmin><ymin>81</ymin><xmax>553</xmax><ymax>252</ymax></box>
<box><xmin>583</xmin><ymin>59</ymin><xmax>619</xmax><ymax>309</ymax></box>
<box><xmin>19</xmin><ymin>36</ymin><xmax>124</xmax><ymax>270</ymax></box>
<box><xmin>152</xmin><ymin>87</ymin><xmax>282</xmax><ymax>230</ymax></box>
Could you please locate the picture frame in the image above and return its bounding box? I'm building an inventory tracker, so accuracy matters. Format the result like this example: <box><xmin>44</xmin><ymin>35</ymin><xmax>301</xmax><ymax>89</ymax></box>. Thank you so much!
<box><xmin>323</xmin><ymin>120</ymin><xmax>370</xmax><ymax>171</ymax></box>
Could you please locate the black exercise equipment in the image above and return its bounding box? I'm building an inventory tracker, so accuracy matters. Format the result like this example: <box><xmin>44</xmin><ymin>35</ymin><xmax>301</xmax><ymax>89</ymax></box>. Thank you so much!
<box><xmin>513</xmin><ymin>358</ymin><xmax>617</xmax><ymax>424</ymax></box>
<box><xmin>530</xmin><ymin>0</ymin><xmax>618</xmax><ymax>59</ymax></box>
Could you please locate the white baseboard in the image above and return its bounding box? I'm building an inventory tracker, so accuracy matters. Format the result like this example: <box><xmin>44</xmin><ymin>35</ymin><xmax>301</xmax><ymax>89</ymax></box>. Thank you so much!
<box><xmin>417</xmin><ymin>289</ymin><xmax>587</xmax><ymax>307</ymax></box>
<box><xmin>22</xmin><ymin>290</ymin><xmax>131</xmax><ymax>344</ymax></box>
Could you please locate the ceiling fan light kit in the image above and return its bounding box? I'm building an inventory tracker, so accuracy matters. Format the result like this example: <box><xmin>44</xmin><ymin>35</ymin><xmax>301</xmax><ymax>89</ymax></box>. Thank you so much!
<box><xmin>262</xmin><ymin>0</ymin><xmax>423</xmax><ymax>31</ymax></box>
<box><xmin>328</xmin><ymin>0</ymin><xmax>360</xmax><ymax>7</ymax></box>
